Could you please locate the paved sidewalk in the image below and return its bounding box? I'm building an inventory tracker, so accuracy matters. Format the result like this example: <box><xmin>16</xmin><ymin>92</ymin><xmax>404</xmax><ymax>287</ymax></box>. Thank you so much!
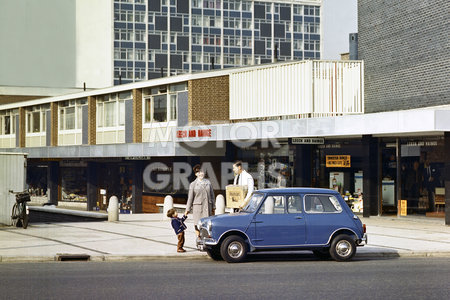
<box><xmin>0</xmin><ymin>213</ymin><xmax>449</xmax><ymax>262</ymax></box>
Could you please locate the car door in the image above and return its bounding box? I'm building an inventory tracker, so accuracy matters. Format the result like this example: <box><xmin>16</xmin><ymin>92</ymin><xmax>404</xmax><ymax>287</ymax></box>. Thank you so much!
<box><xmin>252</xmin><ymin>194</ymin><xmax>306</xmax><ymax>247</ymax></box>
<box><xmin>303</xmin><ymin>193</ymin><xmax>349</xmax><ymax>245</ymax></box>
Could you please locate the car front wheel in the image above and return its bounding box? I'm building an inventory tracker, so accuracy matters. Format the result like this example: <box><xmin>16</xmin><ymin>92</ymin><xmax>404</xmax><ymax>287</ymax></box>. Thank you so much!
<box><xmin>329</xmin><ymin>234</ymin><xmax>356</xmax><ymax>262</ymax></box>
<box><xmin>220</xmin><ymin>235</ymin><xmax>248</xmax><ymax>263</ymax></box>
<box><xmin>206</xmin><ymin>246</ymin><xmax>223</xmax><ymax>261</ymax></box>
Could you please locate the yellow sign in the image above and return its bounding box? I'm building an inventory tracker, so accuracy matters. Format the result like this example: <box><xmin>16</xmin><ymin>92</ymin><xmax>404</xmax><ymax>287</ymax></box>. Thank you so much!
<box><xmin>326</xmin><ymin>155</ymin><xmax>351</xmax><ymax>168</ymax></box>
<box><xmin>400</xmin><ymin>200</ymin><xmax>407</xmax><ymax>216</ymax></box>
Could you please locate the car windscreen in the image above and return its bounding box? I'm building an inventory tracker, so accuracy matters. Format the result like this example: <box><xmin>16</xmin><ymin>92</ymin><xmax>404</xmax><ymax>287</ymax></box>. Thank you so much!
<box><xmin>242</xmin><ymin>193</ymin><xmax>264</xmax><ymax>213</ymax></box>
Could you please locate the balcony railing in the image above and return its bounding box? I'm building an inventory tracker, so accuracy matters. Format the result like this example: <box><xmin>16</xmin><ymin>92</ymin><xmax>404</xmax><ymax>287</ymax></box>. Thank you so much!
<box><xmin>229</xmin><ymin>60</ymin><xmax>364</xmax><ymax>120</ymax></box>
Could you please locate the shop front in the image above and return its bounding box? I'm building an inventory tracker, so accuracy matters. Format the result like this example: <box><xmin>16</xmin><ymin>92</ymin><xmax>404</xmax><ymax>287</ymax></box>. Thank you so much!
<box><xmin>381</xmin><ymin>137</ymin><xmax>446</xmax><ymax>217</ymax></box>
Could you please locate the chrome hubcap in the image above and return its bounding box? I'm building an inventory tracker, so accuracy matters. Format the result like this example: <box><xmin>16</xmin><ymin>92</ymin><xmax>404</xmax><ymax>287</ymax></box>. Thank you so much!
<box><xmin>228</xmin><ymin>242</ymin><xmax>243</xmax><ymax>258</ymax></box>
<box><xmin>336</xmin><ymin>240</ymin><xmax>351</xmax><ymax>257</ymax></box>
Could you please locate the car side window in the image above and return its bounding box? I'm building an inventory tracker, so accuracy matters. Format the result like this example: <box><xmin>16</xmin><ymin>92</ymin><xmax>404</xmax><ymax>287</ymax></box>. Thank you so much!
<box><xmin>258</xmin><ymin>195</ymin><xmax>285</xmax><ymax>214</ymax></box>
<box><xmin>287</xmin><ymin>195</ymin><xmax>302</xmax><ymax>213</ymax></box>
<box><xmin>304</xmin><ymin>194</ymin><xmax>343</xmax><ymax>213</ymax></box>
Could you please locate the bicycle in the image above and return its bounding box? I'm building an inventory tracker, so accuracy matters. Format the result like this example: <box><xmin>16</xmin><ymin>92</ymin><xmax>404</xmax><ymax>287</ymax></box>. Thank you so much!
<box><xmin>10</xmin><ymin>190</ymin><xmax>31</xmax><ymax>229</ymax></box>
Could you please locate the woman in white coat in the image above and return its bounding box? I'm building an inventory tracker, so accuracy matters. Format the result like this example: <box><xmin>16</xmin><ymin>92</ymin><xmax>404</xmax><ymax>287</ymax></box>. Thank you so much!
<box><xmin>185</xmin><ymin>165</ymin><xmax>215</xmax><ymax>236</ymax></box>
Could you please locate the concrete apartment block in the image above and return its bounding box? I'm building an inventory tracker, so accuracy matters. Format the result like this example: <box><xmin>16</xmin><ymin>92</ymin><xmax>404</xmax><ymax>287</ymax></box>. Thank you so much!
<box><xmin>358</xmin><ymin>0</ymin><xmax>450</xmax><ymax>113</ymax></box>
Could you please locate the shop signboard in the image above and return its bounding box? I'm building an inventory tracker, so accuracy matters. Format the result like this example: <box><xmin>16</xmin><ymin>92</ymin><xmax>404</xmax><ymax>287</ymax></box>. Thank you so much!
<box><xmin>326</xmin><ymin>155</ymin><xmax>351</xmax><ymax>168</ymax></box>
<box><xmin>291</xmin><ymin>138</ymin><xmax>324</xmax><ymax>144</ymax></box>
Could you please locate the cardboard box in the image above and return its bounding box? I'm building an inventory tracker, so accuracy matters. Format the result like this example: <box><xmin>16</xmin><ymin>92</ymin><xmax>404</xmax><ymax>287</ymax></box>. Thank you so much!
<box><xmin>226</xmin><ymin>185</ymin><xmax>248</xmax><ymax>208</ymax></box>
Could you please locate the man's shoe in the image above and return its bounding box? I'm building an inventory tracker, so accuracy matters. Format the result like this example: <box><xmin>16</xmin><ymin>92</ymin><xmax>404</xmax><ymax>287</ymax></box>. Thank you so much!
<box><xmin>177</xmin><ymin>249</ymin><xmax>186</xmax><ymax>253</ymax></box>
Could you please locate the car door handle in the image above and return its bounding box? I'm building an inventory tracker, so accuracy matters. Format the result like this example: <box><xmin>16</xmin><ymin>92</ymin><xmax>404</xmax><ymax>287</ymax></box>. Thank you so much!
<box><xmin>295</xmin><ymin>216</ymin><xmax>303</xmax><ymax>219</ymax></box>
<box><xmin>252</xmin><ymin>221</ymin><xmax>263</xmax><ymax>224</ymax></box>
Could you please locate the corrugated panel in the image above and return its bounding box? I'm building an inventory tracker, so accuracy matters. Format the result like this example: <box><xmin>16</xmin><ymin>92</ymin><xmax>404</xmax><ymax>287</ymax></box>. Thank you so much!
<box><xmin>0</xmin><ymin>153</ymin><xmax>26</xmax><ymax>225</ymax></box>
<box><xmin>230</xmin><ymin>61</ymin><xmax>363</xmax><ymax>120</ymax></box>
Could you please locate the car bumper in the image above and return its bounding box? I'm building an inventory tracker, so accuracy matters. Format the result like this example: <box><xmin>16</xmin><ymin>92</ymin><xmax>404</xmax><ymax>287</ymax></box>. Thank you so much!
<box><xmin>196</xmin><ymin>237</ymin><xmax>218</xmax><ymax>251</ymax></box>
<box><xmin>357</xmin><ymin>233</ymin><xmax>368</xmax><ymax>246</ymax></box>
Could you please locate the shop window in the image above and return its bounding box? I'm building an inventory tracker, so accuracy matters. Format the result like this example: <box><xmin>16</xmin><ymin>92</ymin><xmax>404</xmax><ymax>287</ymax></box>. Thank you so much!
<box><xmin>61</xmin><ymin>167</ymin><xmax>87</xmax><ymax>202</ymax></box>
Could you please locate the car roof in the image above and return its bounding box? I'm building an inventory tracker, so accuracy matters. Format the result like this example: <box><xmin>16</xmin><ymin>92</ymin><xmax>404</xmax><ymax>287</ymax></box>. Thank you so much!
<box><xmin>255</xmin><ymin>187</ymin><xmax>339</xmax><ymax>195</ymax></box>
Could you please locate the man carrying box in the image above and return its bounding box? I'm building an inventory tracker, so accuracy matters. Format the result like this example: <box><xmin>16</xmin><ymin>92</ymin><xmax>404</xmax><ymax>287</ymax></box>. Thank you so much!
<box><xmin>233</xmin><ymin>161</ymin><xmax>254</xmax><ymax>210</ymax></box>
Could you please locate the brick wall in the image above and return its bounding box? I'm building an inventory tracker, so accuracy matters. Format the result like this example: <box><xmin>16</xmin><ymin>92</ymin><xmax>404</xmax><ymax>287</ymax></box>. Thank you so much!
<box><xmin>188</xmin><ymin>75</ymin><xmax>230</xmax><ymax>125</ymax></box>
<box><xmin>88</xmin><ymin>96</ymin><xmax>96</xmax><ymax>145</ymax></box>
<box><xmin>358</xmin><ymin>0</ymin><xmax>450</xmax><ymax>113</ymax></box>
<box><xmin>132</xmin><ymin>88</ymin><xmax>142</xmax><ymax>143</ymax></box>
<box><xmin>18</xmin><ymin>107</ymin><xmax>25</xmax><ymax>148</ymax></box>
<box><xmin>50</xmin><ymin>102</ymin><xmax>58</xmax><ymax>146</ymax></box>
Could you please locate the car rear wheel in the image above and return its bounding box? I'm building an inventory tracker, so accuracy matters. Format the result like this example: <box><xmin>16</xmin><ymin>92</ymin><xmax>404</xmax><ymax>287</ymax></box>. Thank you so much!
<box><xmin>206</xmin><ymin>246</ymin><xmax>223</xmax><ymax>261</ymax></box>
<box><xmin>220</xmin><ymin>235</ymin><xmax>248</xmax><ymax>263</ymax></box>
<box><xmin>329</xmin><ymin>234</ymin><xmax>356</xmax><ymax>262</ymax></box>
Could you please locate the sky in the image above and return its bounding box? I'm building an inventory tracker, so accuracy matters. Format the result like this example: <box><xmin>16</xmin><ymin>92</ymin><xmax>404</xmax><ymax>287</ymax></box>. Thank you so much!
<box><xmin>322</xmin><ymin>0</ymin><xmax>358</xmax><ymax>59</ymax></box>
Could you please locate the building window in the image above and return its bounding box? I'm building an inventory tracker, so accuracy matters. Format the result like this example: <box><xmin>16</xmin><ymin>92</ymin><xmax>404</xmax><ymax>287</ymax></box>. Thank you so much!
<box><xmin>135</xmin><ymin>11</ymin><xmax>145</xmax><ymax>23</ymax></box>
<box><xmin>242</xmin><ymin>1</ymin><xmax>251</xmax><ymax>11</ymax></box>
<box><xmin>135</xmin><ymin>49</ymin><xmax>145</xmax><ymax>61</ymax></box>
<box><xmin>293</xmin><ymin>40</ymin><xmax>303</xmax><ymax>50</ymax></box>
<box><xmin>26</xmin><ymin>105</ymin><xmax>49</xmax><ymax>133</ymax></box>
<box><xmin>192</xmin><ymin>0</ymin><xmax>201</xmax><ymax>8</ymax></box>
<box><xmin>293</xmin><ymin>22</ymin><xmax>302</xmax><ymax>33</ymax></box>
<box><xmin>304</xmin><ymin>23</ymin><xmax>319</xmax><ymax>34</ymax></box>
<box><xmin>228</xmin><ymin>0</ymin><xmax>241</xmax><ymax>10</ymax></box>
<box><xmin>192</xmin><ymin>15</ymin><xmax>202</xmax><ymax>26</ymax></box>
<box><xmin>0</xmin><ymin>109</ymin><xmax>18</xmax><ymax>136</ymax></box>
<box><xmin>293</xmin><ymin>5</ymin><xmax>303</xmax><ymax>15</ymax></box>
<box><xmin>304</xmin><ymin>40</ymin><xmax>320</xmax><ymax>51</ymax></box>
<box><xmin>242</xmin><ymin>19</ymin><xmax>251</xmax><ymax>29</ymax></box>
<box><xmin>143</xmin><ymin>83</ymin><xmax>186</xmax><ymax>123</ymax></box>
<box><xmin>97</xmin><ymin>92</ymin><xmax>129</xmax><ymax>128</ymax></box>
<box><xmin>192</xmin><ymin>34</ymin><xmax>201</xmax><ymax>45</ymax></box>
<box><xmin>135</xmin><ymin>30</ymin><xmax>145</xmax><ymax>42</ymax></box>
<box><xmin>59</xmin><ymin>99</ymin><xmax>86</xmax><ymax>131</ymax></box>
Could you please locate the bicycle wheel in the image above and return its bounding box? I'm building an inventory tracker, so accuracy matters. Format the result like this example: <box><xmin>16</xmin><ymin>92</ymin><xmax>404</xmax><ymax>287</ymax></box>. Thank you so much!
<box><xmin>21</xmin><ymin>204</ymin><xmax>29</xmax><ymax>229</ymax></box>
<box><xmin>15</xmin><ymin>203</ymin><xmax>24</xmax><ymax>228</ymax></box>
<box><xmin>11</xmin><ymin>203</ymin><xmax>19</xmax><ymax>227</ymax></box>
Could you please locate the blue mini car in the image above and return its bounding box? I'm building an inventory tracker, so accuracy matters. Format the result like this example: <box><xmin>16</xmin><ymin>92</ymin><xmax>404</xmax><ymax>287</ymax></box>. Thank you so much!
<box><xmin>197</xmin><ymin>188</ymin><xmax>367</xmax><ymax>263</ymax></box>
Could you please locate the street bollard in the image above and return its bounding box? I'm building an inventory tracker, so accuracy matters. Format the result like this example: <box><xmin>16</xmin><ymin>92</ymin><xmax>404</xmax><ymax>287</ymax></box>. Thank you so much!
<box><xmin>215</xmin><ymin>194</ymin><xmax>225</xmax><ymax>215</ymax></box>
<box><xmin>163</xmin><ymin>195</ymin><xmax>173</xmax><ymax>220</ymax></box>
<box><xmin>108</xmin><ymin>196</ymin><xmax>119</xmax><ymax>222</ymax></box>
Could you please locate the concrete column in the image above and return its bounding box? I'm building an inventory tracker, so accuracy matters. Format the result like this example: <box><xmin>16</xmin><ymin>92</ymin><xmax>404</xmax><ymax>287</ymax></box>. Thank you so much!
<box><xmin>294</xmin><ymin>144</ymin><xmax>312</xmax><ymax>187</ymax></box>
<box><xmin>132</xmin><ymin>161</ymin><xmax>143</xmax><ymax>213</ymax></box>
<box><xmin>87</xmin><ymin>162</ymin><xmax>98</xmax><ymax>211</ymax></box>
<box><xmin>445</xmin><ymin>132</ymin><xmax>450</xmax><ymax>225</ymax></box>
<box><xmin>362</xmin><ymin>135</ymin><xmax>380</xmax><ymax>217</ymax></box>
<box><xmin>47</xmin><ymin>161</ymin><xmax>59</xmax><ymax>205</ymax></box>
